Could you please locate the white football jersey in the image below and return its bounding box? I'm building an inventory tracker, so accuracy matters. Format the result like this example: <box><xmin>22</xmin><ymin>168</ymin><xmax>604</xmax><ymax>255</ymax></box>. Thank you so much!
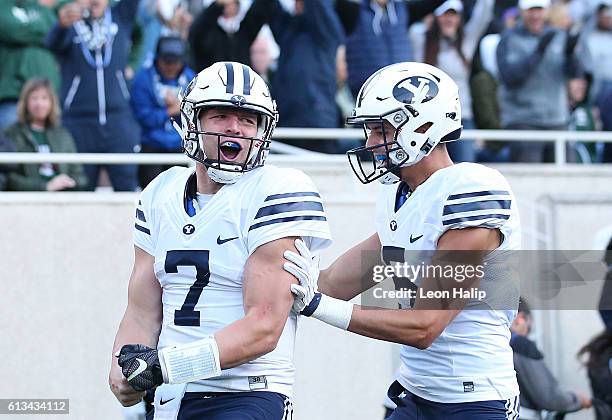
<box><xmin>376</xmin><ymin>163</ymin><xmax>521</xmax><ymax>403</ymax></box>
<box><xmin>134</xmin><ymin>165</ymin><xmax>332</xmax><ymax>398</ymax></box>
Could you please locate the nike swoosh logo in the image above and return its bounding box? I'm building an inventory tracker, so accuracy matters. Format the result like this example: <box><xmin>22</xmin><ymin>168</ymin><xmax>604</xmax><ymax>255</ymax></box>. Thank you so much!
<box><xmin>217</xmin><ymin>235</ymin><xmax>238</xmax><ymax>245</ymax></box>
<box><xmin>160</xmin><ymin>398</ymin><xmax>175</xmax><ymax>405</ymax></box>
<box><xmin>409</xmin><ymin>234</ymin><xmax>423</xmax><ymax>243</ymax></box>
<box><xmin>127</xmin><ymin>358</ymin><xmax>147</xmax><ymax>381</ymax></box>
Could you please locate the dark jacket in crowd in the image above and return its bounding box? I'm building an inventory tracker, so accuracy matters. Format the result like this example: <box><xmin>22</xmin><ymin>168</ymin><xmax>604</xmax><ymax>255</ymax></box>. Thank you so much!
<box><xmin>343</xmin><ymin>0</ymin><xmax>445</xmax><ymax>97</ymax></box>
<box><xmin>189</xmin><ymin>0</ymin><xmax>277</xmax><ymax>72</ymax></box>
<box><xmin>130</xmin><ymin>63</ymin><xmax>195</xmax><ymax>151</ymax></box>
<box><xmin>270</xmin><ymin>0</ymin><xmax>343</xmax><ymax>129</ymax></box>
<box><xmin>0</xmin><ymin>132</ymin><xmax>17</xmax><ymax>191</ymax></box>
<box><xmin>0</xmin><ymin>0</ymin><xmax>60</xmax><ymax>102</ymax></box>
<box><xmin>3</xmin><ymin>122</ymin><xmax>88</xmax><ymax>191</ymax></box>
<box><xmin>511</xmin><ymin>333</ymin><xmax>582</xmax><ymax>416</ymax></box>
<box><xmin>496</xmin><ymin>24</ymin><xmax>584</xmax><ymax>129</ymax></box>
<box><xmin>45</xmin><ymin>0</ymin><xmax>140</xmax><ymax>124</ymax></box>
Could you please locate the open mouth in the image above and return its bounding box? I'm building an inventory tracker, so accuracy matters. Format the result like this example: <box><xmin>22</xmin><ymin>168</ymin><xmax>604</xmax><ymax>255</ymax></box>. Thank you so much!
<box><xmin>219</xmin><ymin>141</ymin><xmax>242</xmax><ymax>161</ymax></box>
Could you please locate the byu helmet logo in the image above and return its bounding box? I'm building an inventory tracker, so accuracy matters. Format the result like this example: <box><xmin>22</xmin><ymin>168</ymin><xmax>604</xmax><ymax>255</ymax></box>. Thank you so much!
<box><xmin>230</xmin><ymin>95</ymin><xmax>246</xmax><ymax>106</ymax></box>
<box><xmin>392</xmin><ymin>76</ymin><xmax>439</xmax><ymax>105</ymax></box>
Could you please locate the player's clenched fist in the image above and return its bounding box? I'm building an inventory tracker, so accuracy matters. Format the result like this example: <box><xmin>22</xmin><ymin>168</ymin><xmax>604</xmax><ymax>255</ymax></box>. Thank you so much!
<box><xmin>109</xmin><ymin>357</ymin><xmax>145</xmax><ymax>406</ymax></box>
<box><xmin>117</xmin><ymin>344</ymin><xmax>164</xmax><ymax>392</ymax></box>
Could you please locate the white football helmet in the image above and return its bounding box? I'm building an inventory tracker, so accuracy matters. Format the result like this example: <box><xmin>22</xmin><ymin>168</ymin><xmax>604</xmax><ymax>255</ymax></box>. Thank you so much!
<box><xmin>346</xmin><ymin>62</ymin><xmax>462</xmax><ymax>184</ymax></box>
<box><xmin>175</xmin><ymin>62</ymin><xmax>278</xmax><ymax>184</ymax></box>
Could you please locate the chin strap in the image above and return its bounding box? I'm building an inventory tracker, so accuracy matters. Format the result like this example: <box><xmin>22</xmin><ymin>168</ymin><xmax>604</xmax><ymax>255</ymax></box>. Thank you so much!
<box><xmin>207</xmin><ymin>166</ymin><xmax>242</xmax><ymax>184</ymax></box>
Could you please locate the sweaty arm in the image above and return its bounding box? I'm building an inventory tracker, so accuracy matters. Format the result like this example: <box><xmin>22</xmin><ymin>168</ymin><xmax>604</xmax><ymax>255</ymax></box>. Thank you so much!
<box><xmin>110</xmin><ymin>246</ymin><xmax>163</xmax><ymax>406</ymax></box>
<box><xmin>214</xmin><ymin>237</ymin><xmax>299</xmax><ymax>368</ymax></box>
<box><xmin>304</xmin><ymin>228</ymin><xmax>500</xmax><ymax>349</ymax></box>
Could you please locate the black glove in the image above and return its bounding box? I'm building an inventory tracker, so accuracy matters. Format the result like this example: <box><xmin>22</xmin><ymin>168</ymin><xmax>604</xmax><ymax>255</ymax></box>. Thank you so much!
<box><xmin>536</xmin><ymin>31</ymin><xmax>556</xmax><ymax>54</ymax></box>
<box><xmin>117</xmin><ymin>344</ymin><xmax>164</xmax><ymax>392</ymax></box>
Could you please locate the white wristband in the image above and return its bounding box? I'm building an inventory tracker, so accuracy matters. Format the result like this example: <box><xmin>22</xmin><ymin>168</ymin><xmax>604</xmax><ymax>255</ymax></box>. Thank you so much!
<box><xmin>158</xmin><ymin>335</ymin><xmax>222</xmax><ymax>384</ymax></box>
<box><xmin>312</xmin><ymin>294</ymin><xmax>354</xmax><ymax>330</ymax></box>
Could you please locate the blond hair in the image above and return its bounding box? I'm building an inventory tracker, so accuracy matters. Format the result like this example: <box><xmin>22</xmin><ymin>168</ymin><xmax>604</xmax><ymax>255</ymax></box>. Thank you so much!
<box><xmin>16</xmin><ymin>78</ymin><xmax>61</xmax><ymax>127</ymax></box>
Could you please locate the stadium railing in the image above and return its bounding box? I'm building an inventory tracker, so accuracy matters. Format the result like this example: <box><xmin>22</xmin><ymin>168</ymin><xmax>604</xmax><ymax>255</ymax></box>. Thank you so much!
<box><xmin>1</xmin><ymin>128</ymin><xmax>612</xmax><ymax>165</ymax></box>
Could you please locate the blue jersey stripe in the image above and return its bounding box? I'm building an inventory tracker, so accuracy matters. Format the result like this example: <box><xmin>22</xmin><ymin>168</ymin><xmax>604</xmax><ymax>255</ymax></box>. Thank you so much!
<box><xmin>447</xmin><ymin>190</ymin><xmax>509</xmax><ymax>200</ymax></box>
<box><xmin>255</xmin><ymin>201</ymin><xmax>324</xmax><ymax>219</ymax></box>
<box><xmin>443</xmin><ymin>200</ymin><xmax>511</xmax><ymax>216</ymax></box>
<box><xmin>136</xmin><ymin>208</ymin><xmax>147</xmax><ymax>222</ymax></box>
<box><xmin>249</xmin><ymin>215</ymin><xmax>327</xmax><ymax>231</ymax></box>
<box><xmin>135</xmin><ymin>223</ymin><xmax>151</xmax><ymax>235</ymax></box>
<box><xmin>442</xmin><ymin>213</ymin><xmax>510</xmax><ymax>226</ymax></box>
<box><xmin>264</xmin><ymin>191</ymin><xmax>321</xmax><ymax>201</ymax></box>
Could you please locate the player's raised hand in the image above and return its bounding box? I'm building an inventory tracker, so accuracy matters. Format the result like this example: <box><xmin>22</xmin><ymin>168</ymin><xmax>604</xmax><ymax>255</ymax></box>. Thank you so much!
<box><xmin>283</xmin><ymin>239</ymin><xmax>320</xmax><ymax>314</ymax></box>
<box><xmin>116</xmin><ymin>344</ymin><xmax>164</xmax><ymax>392</ymax></box>
<box><xmin>58</xmin><ymin>2</ymin><xmax>83</xmax><ymax>28</ymax></box>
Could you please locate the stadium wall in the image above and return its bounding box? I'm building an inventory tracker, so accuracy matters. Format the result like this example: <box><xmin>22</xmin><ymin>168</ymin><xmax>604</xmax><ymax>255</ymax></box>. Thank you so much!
<box><xmin>0</xmin><ymin>161</ymin><xmax>610</xmax><ymax>420</ymax></box>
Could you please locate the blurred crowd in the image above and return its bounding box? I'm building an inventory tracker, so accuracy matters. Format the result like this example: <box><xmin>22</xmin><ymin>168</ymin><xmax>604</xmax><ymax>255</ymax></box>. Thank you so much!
<box><xmin>0</xmin><ymin>0</ymin><xmax>611</xmax><ymax>192</ymax></box>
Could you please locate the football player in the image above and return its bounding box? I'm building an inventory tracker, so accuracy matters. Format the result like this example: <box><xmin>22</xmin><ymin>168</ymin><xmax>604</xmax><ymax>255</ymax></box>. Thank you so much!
<box><xmin>284</xmin><ymin>62</ymin><xmax>521</xmax><ymax>419</ymax></box>
<box><xmin>109</xmin><ymin>61</ymin><xmax>331</xmax><ymax>419</ymax></box>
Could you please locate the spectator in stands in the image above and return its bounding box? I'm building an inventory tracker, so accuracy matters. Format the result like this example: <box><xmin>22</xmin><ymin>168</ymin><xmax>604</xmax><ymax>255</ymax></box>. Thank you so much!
<box><xmin>249</xmin><ymin>30</ymin><xmax>275</xmax><ymax>82</ymax></box>
<box><xmin>3</xmin><ymin>78</ymin><xmax>87</xmax><ymax>191</ymax></box>
<box><xmin>0</xmin><ymin>0</ymin><xmax>60</xmax><ymax>132</ymax></box>
<box><xmin>158</xmin><ymin>0</ymin><xmax>193</xmax><ymax>41</ymax></box>
<box><xmin>578</xmin><ymin>327</ymin><xmax>612</xmax><ymax>418</ymax></box>
<box><xmin>335</xmin><ymin>45</ymin><xmax>361</xmax><ymax>153</ymax></box>
<box><xmin>189</xmin><ymin>0</ymin><xmax>276</xmax><ymax>72</ymax></box>
<box><xmin>471</xmin><ymin>6</ymin><xmax>519</xmax><ymax>162</ymax></box>
<box><xmin>599</xmin><ymin>87</ymin><xmax>612</xmax><ymax>162</ymax></box>
<box><xmin>130</xmin><ymin>36</ymin><xmax>194</xmax><ymax>188</ymax></box>
<box><xmin>472</xmin><ymin>6</ymin><xmax>518</xmax><ymax>131</ymax></box>
<box><xmin>567</xmin><ymin>0</ymin><xmax>605</xmax><ymax>25</ymax></box>
<box><xmin>270</xmin><ymin>0</ymin><xmax>343</xmax><ymax>153</ymax></box>
<box><xmin>411</xmin><ymin>0</ymin><xmax>494</xmax><ymax>163</ymax></box>
<box><xmin>0</xmin><ymin>131</ymin><xmax>17</xmax><ymax>191</ymax></box>
<box><xmin>488</xmin><ymin>0</ymin><xmax>520</xmax><ymax>34</ymax></box>
<box><xmin>335</xmin><ymin>45</ymin><xmax>353</xmax><ymax>128</ymax></box>
<box><xmin>511</xmin><ymin>299</ymin><xmax>592</xmax><ymax>419</ymax></box>
<box><xmin>133</xmin><ymin>0</ymin><xmax>192</xmax><ymax>72</ymax></box>
<box><xmin>568</xmin><ymin>75</ymin><xmax>599</xmax><ymax>162</ymax></box>
<box><xmin>46</xmin><ymin>0</ymin><xmax>141</xmax><ymax>191</ymax></box>
<box><xmin>341</xmin><ymin>0</ymin><xmax>446</xmax><ymax>99</ymax></box>
<box><xmin>578</xmin><ymin>241</ymin><xmax>612</xmax><ymax>419</ymax></box>
<box><xmin>585</xmin><ymin>2</ymin><xmax>612</xmax><ymax>162</ymax></box>
<box><xmin>497</xmin><ymin>0</ymin><xmax>584</xmax><ymax>162</ymax></box>
<box><xmin>548</xmin><ymin>1</ymin><xmax>573</xmax><ymax>30</ymax></box>
<box><xmin>134</xmin><ymin>0</ymin><xmax>161</xmax><ymax>70</ymax></box>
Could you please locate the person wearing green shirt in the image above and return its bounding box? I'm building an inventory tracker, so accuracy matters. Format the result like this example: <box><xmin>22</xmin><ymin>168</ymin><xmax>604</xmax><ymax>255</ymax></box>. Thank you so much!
<box><xmin>4</xmin><ymin>78</ymin><xmax>87</xmax><ymax>191</ymax></box>
<box><xmin>0</xmin><ymin>0</ymin><xmax>60</xmax><ymax>131</ymax></box>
